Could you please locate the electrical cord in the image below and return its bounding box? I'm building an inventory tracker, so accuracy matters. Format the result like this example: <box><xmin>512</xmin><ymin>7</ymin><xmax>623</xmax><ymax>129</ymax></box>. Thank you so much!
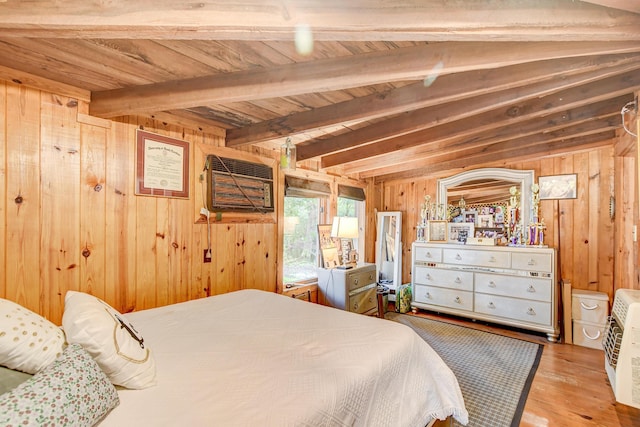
<box><xmin>200</xmin><ymin>173</ymin><xmax>212</xmax><ymax>258</ymax></box>
<box><xmin>621</xmin><ymin>100</ymin><xmax>637</xmax><ymax>138</ymax></box>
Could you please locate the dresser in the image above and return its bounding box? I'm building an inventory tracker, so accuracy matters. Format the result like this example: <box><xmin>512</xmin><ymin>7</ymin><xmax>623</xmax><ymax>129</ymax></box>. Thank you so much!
<box><xmin>411</xmin><ymin>242</ymin><xmax>559</xmax><ymax>341</ymax></box>
<box><xmin>317</xmin><ymin>263</ymin><xmax>378</xmax><ymax>315</ymax></box>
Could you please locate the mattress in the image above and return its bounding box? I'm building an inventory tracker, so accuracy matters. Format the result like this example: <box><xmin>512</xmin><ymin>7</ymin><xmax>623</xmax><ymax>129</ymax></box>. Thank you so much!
<box><xmin>101</xmin><ymin>289</ymin><xmax>468</xmax><ymax>426</ymax></box>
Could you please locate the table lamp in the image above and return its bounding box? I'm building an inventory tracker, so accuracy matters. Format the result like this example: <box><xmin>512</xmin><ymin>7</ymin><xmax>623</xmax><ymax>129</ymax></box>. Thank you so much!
<box><xmin>331</xmin><ymin>216</ymin><xmax>359</xmax><ymax>269</ymax></box>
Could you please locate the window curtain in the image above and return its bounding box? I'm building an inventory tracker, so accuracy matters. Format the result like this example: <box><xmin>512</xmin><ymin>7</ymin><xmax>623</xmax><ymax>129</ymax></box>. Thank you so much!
<box><xmin>284</xmin><ymin>176</ymin><xmax>331</xmax><ymax>198</ymax></box>
<box><xmin>337</xmin><ymin>184</ymin><xmax>366</xmax><ymax>201</ymax></box>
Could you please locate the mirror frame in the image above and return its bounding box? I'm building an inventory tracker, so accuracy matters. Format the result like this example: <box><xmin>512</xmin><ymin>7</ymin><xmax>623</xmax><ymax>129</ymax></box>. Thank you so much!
<box><xmin>375</xmin><ymin>211</ymin><xmax>402</xmax><ymax>299</ymax></box>
<box><xmin>437</xmin><ymin>168</ymin><xmax>535</xmax><ymax>229</ymax></box>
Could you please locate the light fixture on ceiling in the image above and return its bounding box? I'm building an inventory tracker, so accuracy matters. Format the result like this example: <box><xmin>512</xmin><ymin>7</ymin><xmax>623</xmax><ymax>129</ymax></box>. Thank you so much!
<box><xmin>331</xmin><ymin>216</ymin><xmax>359</xmax><ymax>269</ymax></box>
<box><xmin>280</xmin><ymin>137</ymin><xmax>297</xmax><ymax>171</ymax></box>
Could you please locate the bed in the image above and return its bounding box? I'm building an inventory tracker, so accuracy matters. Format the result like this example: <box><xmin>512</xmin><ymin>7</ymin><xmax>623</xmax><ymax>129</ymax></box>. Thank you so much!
<box><xmin>0</xmin><ymin>289</ymin><xmax>468</xmax><ymax>427</ymax></box>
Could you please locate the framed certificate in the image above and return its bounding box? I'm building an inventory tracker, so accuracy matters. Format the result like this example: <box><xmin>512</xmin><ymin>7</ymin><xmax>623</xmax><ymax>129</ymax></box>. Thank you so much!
<box><xmin>135</xmin><ymin>130</ymin><xmax>190</xmax><ymax>198</ymax></box>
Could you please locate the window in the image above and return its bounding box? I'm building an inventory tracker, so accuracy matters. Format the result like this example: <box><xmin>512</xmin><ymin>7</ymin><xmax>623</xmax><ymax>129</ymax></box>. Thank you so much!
<box><xmin>282</xmin><ymin>180</ymin><xmax>365</xmax><ymax>284</ymax></box>
<box><xmin>283</xmin><ymin>196</ymin><xmax>321</xmax><ymax>283</ymax></box>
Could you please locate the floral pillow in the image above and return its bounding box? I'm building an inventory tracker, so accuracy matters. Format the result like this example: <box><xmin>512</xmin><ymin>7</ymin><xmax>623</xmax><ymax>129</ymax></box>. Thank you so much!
<box><xmin>0</xmin><ymin>343</ymin><xmax>119</xmax><ymax>426</ymax></box>
<box><xmin>0</xmin><ymin>298</ymin><xmax>66</xmax><ymax>374</ymax></box>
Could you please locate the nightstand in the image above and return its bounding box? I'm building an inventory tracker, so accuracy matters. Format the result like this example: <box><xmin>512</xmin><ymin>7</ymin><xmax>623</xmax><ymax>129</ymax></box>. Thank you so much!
<box><xmin>282</xmin><ymin>283</ymin><xmax>318</xmax><ymax>303</ymax></box>
<box><xmin>317</xmin><ymin>263</ymin><xmax>377</xmax><ymax>315</ymax></box>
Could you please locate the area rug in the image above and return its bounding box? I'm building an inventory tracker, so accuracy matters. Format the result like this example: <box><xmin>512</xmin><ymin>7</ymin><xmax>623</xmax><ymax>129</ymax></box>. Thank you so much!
<box><xmin>386</xmin><ymin>313</ymin><xmax>543</xmax><ymax>427</ymax></box>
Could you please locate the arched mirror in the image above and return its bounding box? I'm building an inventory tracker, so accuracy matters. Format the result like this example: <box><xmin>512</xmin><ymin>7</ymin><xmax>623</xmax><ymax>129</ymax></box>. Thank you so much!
<box><xmin>437</xmin><ymin>168</ymin><xmax>534</xmax><ymax>240</ymax></box>
<box><xmin>375</xmin><ymin>211</ymin><xmax>402</xmax><ymax>301</ymax></box>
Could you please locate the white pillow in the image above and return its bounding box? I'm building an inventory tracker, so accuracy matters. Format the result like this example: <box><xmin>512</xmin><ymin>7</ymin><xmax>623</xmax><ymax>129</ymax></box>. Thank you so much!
<box><xmin>0</xmin><ymin>298</ymin><xmax>66</xmax><ymax>374</ymax></box>
<box><xmin>62</xmin><ymin>291</ymin><xmax>156</xmax><ymax>389</ymax></box>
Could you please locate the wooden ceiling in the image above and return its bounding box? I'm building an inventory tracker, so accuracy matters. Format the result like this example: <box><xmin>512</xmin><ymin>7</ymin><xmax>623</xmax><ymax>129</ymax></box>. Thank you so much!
<box><xmin>1</xmin><ymin>0</ymin><xmax>639</xmax><ymax>182</ymax></box>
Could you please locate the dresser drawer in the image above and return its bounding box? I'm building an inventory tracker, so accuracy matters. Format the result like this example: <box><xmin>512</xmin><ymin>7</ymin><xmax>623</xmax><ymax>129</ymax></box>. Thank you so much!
<box><xmin>413</xmin><ymin>266</ymin><xmax>473</xmax><ymax>291</ymax></box>
<box><xmin>572</xmin><ymin>290</ymin><xmax>608</xmax><ymax>324</ymax></box>
<box><xmin>475</xmin><ymin>293</ymin><xmax>551</xmax><ymax>326</ymax></box>
<box><xmin>475</xmin><ymin>273</ymin><xmax>552</xmax><ymax>302</ymax></box>
<box><xmin>349</xmin><ymin>284</ymin><xmax>377</xmax><ymax>314</ymax></box>
<box><xmin>511</xmin><ymin>251</ymin><xmax>552</xmax><ymax>272</ymax></box>
<box><xmin>414</xmin><ymin>246</ymin><xmax>443</xmax><ymax>263</ymax></box>
<box><xmin>443</xmin><ymin>248</ymin><xmax>510</xmax><ymax>269</ymax></box>
<box><xmin>282</xmin><ymin>283</ymin><xmax>318</xmax><ymax>303</ymax></box>
<box><xmin>346</xmin><ymin>267</ymin><xmax>376</xmax><ymax>292</ymax></box>
<box><xmin>414</xmin><ymin>284</ymin><xmax>473</xmax><ymax>311</ymax></box>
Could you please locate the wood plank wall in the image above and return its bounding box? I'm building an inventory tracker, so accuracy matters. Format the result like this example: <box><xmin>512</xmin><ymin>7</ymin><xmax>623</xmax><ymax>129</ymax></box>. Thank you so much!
<box><xmin>0</xmin><ymin>82</ymin><xmax>281</xmax><ymax>325</ymax></box>
<box><xmin>1</xmin><ymin>81</ymin><xmax>637</xmax><ymax>325</ymax></box>
<box><xmin>0</xmin><ymin>81</ymin><xmax>366</xmax><ymax>325</ymax></box>
<box><xmin>371</xmin><ymin>143</ymin><xmax>640</xmax><ymax>302</ymax></box>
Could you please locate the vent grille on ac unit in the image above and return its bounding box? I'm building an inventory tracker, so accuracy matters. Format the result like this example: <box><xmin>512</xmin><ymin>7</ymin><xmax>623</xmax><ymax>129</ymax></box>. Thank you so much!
<box><xmin>205</xmin><ymin>155</ymin><xmax>274</xmax><ymax>213</ymax></box>
<box><xmin>208</xmin><ymin>156</ymin><xmax>273</xmax><ymax>181</ymax></box>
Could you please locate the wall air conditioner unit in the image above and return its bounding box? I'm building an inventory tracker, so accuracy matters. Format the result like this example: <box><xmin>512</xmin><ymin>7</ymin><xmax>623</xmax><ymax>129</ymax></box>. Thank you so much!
<box><xmin>205</xmin><ymin>155</ymin><xmax>274</xmax><ymax>213</ymax></box>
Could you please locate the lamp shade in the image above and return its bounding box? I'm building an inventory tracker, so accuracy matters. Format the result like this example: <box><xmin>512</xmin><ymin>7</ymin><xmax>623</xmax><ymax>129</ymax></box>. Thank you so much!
<box><xmin>331</xmin><ymin>217</ymin><xmax>359</xmax><ymax>239</ymax></box>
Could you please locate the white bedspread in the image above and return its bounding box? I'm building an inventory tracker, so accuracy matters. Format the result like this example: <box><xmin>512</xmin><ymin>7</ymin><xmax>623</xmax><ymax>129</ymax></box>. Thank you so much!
<box><xmin>101</xmin><ymin>289</ymin><xmax>467</xmax><ymax>426</ymax></box>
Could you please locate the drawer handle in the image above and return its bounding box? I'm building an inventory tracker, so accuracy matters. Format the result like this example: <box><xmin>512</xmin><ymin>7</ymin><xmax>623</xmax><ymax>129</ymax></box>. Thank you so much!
<box><xmin>488</xmin><ymin>281</ymin><xmax>496</xmax><ymax>288</ymax></box>
<box><xmin>426</xmin><ymin>252</ymin><xmax>433</xmax><ymax>258</ymax></box>
<box><xmin>528</xmin><ymin>259</ymin><xmax>536</xmax><ymax>265</ymax></box>
<box><xmin>426</xmin><ymin>274</ymin><xmax>432</xmax><ymax>280</ymax></box>
<box><xmin>527</xmin><ymin>285</ymin><xmax>536</xmax><ymax>293</ymax></box>
<box><xmin>527</xmin><ymin>307</ymin><xmax>536</xmax><ymax>316</ymax></box>
<box><xmin>454</xmin><ymin>296</ymin><xmax>461</xmax><ymax>304</ymax></box>
<box><xmin>582</xmin><ymin>328</ymin><xmax>601</xmax><ymax>340</ymax></box>
<box><xmin>353</xmin><ymin>279</ymin><xmax>359</xmax><ymax>285</ymax></box>
<box><xmin>369</xmin><ymin>274</ymin><xmax>374</xmax><ymax>280</ymax></box>
<box><xmin>369</xmin><ymin>296</ymin><xmax>374</xmax><ymax>303</ymax></box>
<box><xmin>455</xmin><ymin>254</ymin><xmax>462</xmax><ymax>260</ymax></box>
<box><xmin>454</xmin><ymin>277</ymin><xmax>462</xmax><ymax>284</ymax></box>
<box><xmin>489</xmin><ymin>256</ymin><xmax>496</xmax><ymax>263</ymax></box>
<box><xmin>354</xmin><ymin>302</ymin><xmax>358</xmax><ymax>310</ymax></box>
<box><xmin>580</xmin><ymin>302</ymin><xmax>600</xmax><ymax>311</ymax></box>
<box><xmin>425</xmin><ymin>292</ymin><xmax>432</xmax><ymax>299</ymax></box>
<box><xmin>488</xmin><ymin>302</ymin><xmax>496</xmax><ymax>309</ymax></box>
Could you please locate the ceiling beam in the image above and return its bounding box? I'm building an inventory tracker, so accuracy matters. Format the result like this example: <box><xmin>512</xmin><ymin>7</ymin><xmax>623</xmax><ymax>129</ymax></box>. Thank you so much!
<box><xmin>322</xmin><ymin>69</ymin><xmax>640</xmax><ymax>169</ymax></box>
<box><xmin>89</xmin><ymin>41</ymin><xmax>640</xmax><ymax>118</ymax></box>
<box><xmin>374</xmin><ymin>131</ymin><xmax>617</xmax><ymax>182</ymax></box>
<box><xmin>0</xmin><ymin>1</ymin><xmax>638</xmax><ymax>41</ymax></box>
<box><xmin>228</xmin><ymin>54</ymin><xmax>640</xmax><ymax>148</ymax></box>
<box><xmin>299</xmin><ymin>59</ymin><xmax>640</xmax><ymax>162</ymax></box>
<box><xmin>355</xmin><ymin>96</ymin><xmax>630</xmax><ymax>178</ymax></box>
<box><xmin>429</xmin><ymin>116</ymin><xmax>620</xmax><ymax>167</ymax></box>
<box><xmin>417</xmin><ymin>130</ymin><xmax>617</xmax><ymax>175</ymax></box>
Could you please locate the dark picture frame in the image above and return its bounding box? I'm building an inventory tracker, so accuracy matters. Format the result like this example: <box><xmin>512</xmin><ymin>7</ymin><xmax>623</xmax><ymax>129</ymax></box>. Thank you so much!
<box><xmin>135</xmin><ymin>129</ymin><xmax>190</xmax><ymax>198</ymax></box>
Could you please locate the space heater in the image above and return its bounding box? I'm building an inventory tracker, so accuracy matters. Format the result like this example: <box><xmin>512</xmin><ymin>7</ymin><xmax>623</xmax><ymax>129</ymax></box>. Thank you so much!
<box><xmin>603</xmin><ymin>288</ymin><xmax>640</xmax><ymax>409</ymax></box>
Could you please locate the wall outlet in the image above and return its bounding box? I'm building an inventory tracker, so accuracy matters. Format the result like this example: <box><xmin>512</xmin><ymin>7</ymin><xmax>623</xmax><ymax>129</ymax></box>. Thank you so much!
<box><xmin>203</xmin><ymin>249</ymin><xmax>212</xmax><ymax>263</ymax></box>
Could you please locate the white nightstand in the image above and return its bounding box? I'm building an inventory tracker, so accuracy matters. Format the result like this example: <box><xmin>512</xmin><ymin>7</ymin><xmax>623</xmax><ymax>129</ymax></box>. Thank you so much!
<box><xmin>317</xmin><ymin>263</ymin><xmax>378</xmax><ymax>315</ymax></box>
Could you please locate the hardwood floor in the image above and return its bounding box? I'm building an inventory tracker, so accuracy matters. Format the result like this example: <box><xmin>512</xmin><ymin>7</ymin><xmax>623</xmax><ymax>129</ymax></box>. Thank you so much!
<box><xmin>404</xmin><ymin>308</ymin><xmax>640</xmax><ymax>427</ymax></box>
